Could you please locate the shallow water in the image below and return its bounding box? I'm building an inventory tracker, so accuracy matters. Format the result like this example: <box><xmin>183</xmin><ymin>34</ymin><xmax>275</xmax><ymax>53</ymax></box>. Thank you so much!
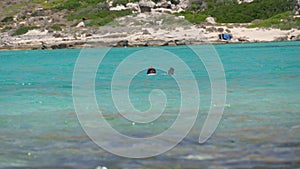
<box><xmin>0</xmin><ymin>41</ymin><xmax>299</xmax><ymax>168</ymax></box>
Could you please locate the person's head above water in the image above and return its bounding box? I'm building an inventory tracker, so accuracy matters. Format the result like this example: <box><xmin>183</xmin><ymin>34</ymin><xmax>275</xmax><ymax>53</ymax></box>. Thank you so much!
<box><xmin>168</xmin><ymin>67</ymin><xmax>174</xmax><ymax>75</ymax></box>
<box><xmin>149</xmin><ymin>65</ymin><xmax>153</xmax><ymax>69</ymax></box>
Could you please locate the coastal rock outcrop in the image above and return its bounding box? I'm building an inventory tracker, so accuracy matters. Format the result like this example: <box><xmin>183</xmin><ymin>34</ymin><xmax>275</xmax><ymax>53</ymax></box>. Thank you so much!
<box><xmin>126</xmin><ymin>3</ymin><xmax>140</xmax><ymax>13</ymax></box>
<box><xmin>205</xmin><ymin>16</ymin><xmax>216</xmax><ymax>24</ymax></box>
<box><xmin>155</xmin><ymin>0</ymin><xmax>172</xmax><ymax>9</ymax></box>
<box><xmin>294</xmin><ymin>0</ymin><xmax>300</xmax><ymax>14</ymax></box>
<box><xmin>139</xmin><ymin>0</ymin><xmax>156</xmax><ymax>12</ymax></box>
<box><xmin>177</xmin><ymin>0</ymin><xmax>189</xmax><ymax>9</ymax></box>
<box><xmin>109</xmin><ymin>5</ymin><xmax>127</xmax><ymax>11</ymax></box>
<box><xmin>51</xmin><ymin>43</ymin><xmax>68</xmax><ymax>49</ymax></box>
<box><xmin>174</xmin><ymin>39</ymin><xmax>186</xmax><ymax>45</ymax></box>
<box><xmin>144</xmin><ymin>40</ymin><xmax>169</xmax><ymax>46</ymax></box>
<box><xmin>274</xmin><ymin>36</ymin><xmax>288</xmax><ymax>41</ymax></box>
<box><xmin>115</xmin><ymin>40</ymin><xmax>129</xmax><ymax>47</ymax></box>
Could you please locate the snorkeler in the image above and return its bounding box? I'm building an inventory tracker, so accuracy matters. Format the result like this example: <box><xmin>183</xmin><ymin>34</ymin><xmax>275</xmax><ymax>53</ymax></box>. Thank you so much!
<box><xmin>147</xmin><ymin>66</ymin><xmax>156</xmax><ymax>76</ymax></box>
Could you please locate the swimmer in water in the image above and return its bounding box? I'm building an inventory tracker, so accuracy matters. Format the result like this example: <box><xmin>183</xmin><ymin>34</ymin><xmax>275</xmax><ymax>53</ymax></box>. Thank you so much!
<box><xmin>168</xmin><ymin>67</ymin><xmax>174</xmax><ymax>75</ymax></box>
<box><xmin>147</xmin><ymin>66</ymin><xmax>156</xmax><ymax>76</ymax></box>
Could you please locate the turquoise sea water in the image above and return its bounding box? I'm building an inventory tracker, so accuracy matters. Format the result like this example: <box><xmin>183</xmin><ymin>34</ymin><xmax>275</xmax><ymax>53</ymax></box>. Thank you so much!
<box><xmin>0</xmin><ymin>41</ymin><xmax>300</xmax><ymax>168</ymax></box>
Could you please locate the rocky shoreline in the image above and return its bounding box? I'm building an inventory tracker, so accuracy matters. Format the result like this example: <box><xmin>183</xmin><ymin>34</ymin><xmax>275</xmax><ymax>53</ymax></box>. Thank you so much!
<box><xmin>1</xmin><ymin>13</ymin><xmax>300</xmax><ymax>51</ymax></box>
<box><xmin>1</xmin><ymin>0</ymin><xmax>300</xmax><ymax>51</ymax></box>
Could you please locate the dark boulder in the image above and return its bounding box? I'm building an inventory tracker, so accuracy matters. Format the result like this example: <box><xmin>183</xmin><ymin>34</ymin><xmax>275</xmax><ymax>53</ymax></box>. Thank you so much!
<box><xmin>116</xmin><ymin>40</ymin><xmax>129</xmax><ymax>47</ymax></box>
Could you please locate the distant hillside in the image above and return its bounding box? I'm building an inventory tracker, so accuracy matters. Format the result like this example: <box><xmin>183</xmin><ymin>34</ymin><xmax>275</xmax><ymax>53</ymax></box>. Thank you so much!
<box><xmin>181</xmin><ymin>0</ymin><xmax>300</xmax><ymax>29</ymax></box>
<box><xmin>192</xmin><ymin>0</ymin><xmax>297</xmax><ymax>22</ymax></box>
<box><xmin>0</xmin><ymin>0</ymin><xmax>299</xmax><ymax>37</ymax></box>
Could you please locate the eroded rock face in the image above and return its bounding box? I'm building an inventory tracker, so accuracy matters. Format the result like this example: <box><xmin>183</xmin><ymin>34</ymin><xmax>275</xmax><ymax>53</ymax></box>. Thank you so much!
<box><xmin>109</xmin><ymin>5</ymin><xmax>127</xmax><ymax>11</ymax></box>
<box><xmin>139</xmin><ymin>0</ymin><xmax>156</xmax><ymax>12</ymax></box>
<box><xmin>294</xmin><ymin>0</ymin><xmax>300</xmax><ymax>15</ymax></box>
<box><xmin>274</xmin><ymin>36</ymin><xmax>288</xmax><ymax>41</ymax></box>
<box><xmin>126</xmin><ymin>3</ymin><xmax>140</xmax><ymax>13</ymax></box>
<box><xmin>155</xmin><ymin>0</ymin><xmax>172</xmax><ymax>9</ymax></box>
<box><xmin>115</xmin><ymin>40</ymin><xmax>129</xmax><ymax>47</ymax></box>
<box><xmin>177</xmin><ymin>0</ymin><xmax>189</xmax><ymax>9</ymax></box>
<box><xmin>51</xmin><ymin>43</ymin><xmax>68</xmax><ymax>49</ymax></box>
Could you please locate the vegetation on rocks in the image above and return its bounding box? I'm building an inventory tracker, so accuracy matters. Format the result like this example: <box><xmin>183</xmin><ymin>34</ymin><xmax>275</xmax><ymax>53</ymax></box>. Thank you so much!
<box><xmin>49</xmin><ymin>24</ymin><xmax>66</xmax><ymax>31</ymax></box>
<box><xmin>12</xmin><ymin>26</ymin><xmax>39</xmax><ymax>36</ymax></box>
<box><xmin>1</xmin><ymin>16</ymin><xmax>14</xmax><ymax>23</ymax></box>
<box><xmin>174</xmin><ymin>12</ymin><xmax>208</xmax><ymax>24</ymax></box>
<box><xmin>0</xmin><ymin>0</ymin><xmax>299</xmax><ymax>36</ymax></box>
<box><xmin>66</xmin><ymin>7</ymin><xmax>131</xmax><ymax>26</ymax></box>
<box><xmin>247</xmin><ymin>11</ymin><xmax>300</xmax><ymax>30</ymax></box>
<box><xmin>185</xmin><ymin>0</ymin><xmax>297</xmax><ymax>23</ymax></box>
<box><xmin>42</xmin><ymin>0</ymin><xmax>132</xmax><ymax>26</ymax></box>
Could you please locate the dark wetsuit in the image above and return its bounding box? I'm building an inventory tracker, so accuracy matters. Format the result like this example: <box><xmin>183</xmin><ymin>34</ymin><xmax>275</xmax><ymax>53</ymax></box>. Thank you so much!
<box><xmin>147</xmin><ymin>68</ymin><xmax>156</xmax><ymax>75</ymax></box>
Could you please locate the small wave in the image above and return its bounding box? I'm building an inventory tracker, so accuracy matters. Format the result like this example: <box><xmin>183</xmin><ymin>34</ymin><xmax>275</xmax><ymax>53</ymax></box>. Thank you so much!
<box><xmin>291</xmin><ymin>125</ymin><xmax>300</xmax><ymax>130</ymax></box>
<box><xmin>182</xmin><ymin>154</ymin><xmax>214</xmax><ymax>160</ymax></box>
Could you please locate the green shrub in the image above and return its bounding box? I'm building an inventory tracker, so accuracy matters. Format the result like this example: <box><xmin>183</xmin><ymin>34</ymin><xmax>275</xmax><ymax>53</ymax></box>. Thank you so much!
<box><xmin>43</xmin><ymin>0</ymin><xmax>65</xmax><ymax>9</ymax></box>
<box><xmin>247</xmin><ymin>11</ymin><xmax>300</xmax><ymax>30</ymax></box>
<box><xmin>175</xmin><ymin>12</ymin><xmax>207</xmax><ymax>24</ymax></box>
<box><xmin>193</xmin><ymin>0</ymin><xmax>297</xmax><ymax>23</ymax></box>
<box><xmin>56</xmin><ymin>0</ymin><xmax>82</xmax><ymax>10</ymax></box>
<box><xmin>112</xmin><ymin>0</ymin><xmax>129</xmax><ymax>6</ymax></box>
<box><xmin>54</xmin><ymin>0</ymin><xmax>107</xmax><ymax>10</ymax></box>
<box><xmin>1</xmin><ymin>26</ymin><xmax>13</xmax><ymax>32</ymax></box>
<box><xmin>67</xmin><ymin>8</ymin><xmax>131</xmax><ymax>26</ymax></box>
<box><xmin>1</xmin><ymin>16</ymin><xmax>14</xmax><ymax>23</ymax></box>
<box><xmin>40</xmin><ymin>0</ymin><xmax>130</xmax><ymax>27</ymax></box>
<box><xmin>86</xmin><ymin>9</ymin><xmax>132</xmax><ymax>26</ymax></box>
<box><xmin>49</xmin><ymin>24</ymin><xmax>66</xmax><ymax>31</ymax></box>
<box><xmin>12</xmin><ymin>26</ymin><xmax>39</xmax><ymax>36</ymax></box>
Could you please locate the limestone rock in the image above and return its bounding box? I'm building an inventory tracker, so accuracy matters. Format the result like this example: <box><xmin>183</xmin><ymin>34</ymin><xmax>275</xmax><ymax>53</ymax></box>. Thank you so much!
<box><xmin>152</xmin><ymin>8</ymin><xmax>172</xmax><ymax>14</ymax></box>
<box><xmin>174</xmin><ymin>39</ymin><xmax>185</xmax><ymax>45</ymax></box>
<box><xmin>155</xmin><ymin>0</ymin><xmax>171</xmax><ymax>9</ymax></box>
<box><xmin>126</xmin><ymin>3</ymin><xmax>140</xmax><ymax>13</ymax></box>
<box><xmin>139</xmin><ymin>0</ymin><xmax>155</xmax><ymax>8</ymax></box>
<box><xmin>294</xmin><ymin>0</ymin><xmax>300</xmax><ymax>15</ymax></box>
<box><xmin>145</xmin><ymin>40</ymin><xmax>169</xmax><ymax>46</ymax></box>
<box><xmin>98</xmin><ymin>2</ymin><xmax>109</xmax><ymax>10</ymax></box>
<box><xmin>205</xmin><ymin>17</ymin><xmax>216</xmax><ymax>24</ymax></box>
<box><xmin>109</xmin><ymin>5</ymin><xmax>127</xmax><ymax>11</ymax></box>
<box><xmin>24</xmin><ymin>29</ymin><xmax>48</xmax><ymax>36</ymax></box>
<box><xmin>115</xmin><ymin>40</ymin><xmax>128</xmax><ymax>47</ymax></box>
<box><xmin>51</xmin><ymin>43</ymin><xmax>68</xmax><ymax>49</ymax></box>
<box><xmin>76</xmin><ymin>21</ymin><xmax>85</xmax><ymax>28</ymax></box>
<box><xmin>274</xmin><ymin>36</ymin><xmax>288</xmax><ymax>41</ymax></box>
<box><xmin>139</xmin><ymin>0</ymin><xmax>155</xmax><ymax>12</ymax></box>
<box><xmin>237</xmin><ymin>0</ymin><xmax>254</xmax><ymax>4</ymax></box>
<box><xmin>237</xmin><ymin>37</ymin><xmax>249</xmax><ymax>42</ymax></box>
<box><xmin>177</xmin><ymin>0</ymin><xmax>189</xmax><ymax>9</ymax></box>
<box><xmin>177</xmin><ymin>15</ymin><xmax>185</xmax><ymax>19</ymax></box>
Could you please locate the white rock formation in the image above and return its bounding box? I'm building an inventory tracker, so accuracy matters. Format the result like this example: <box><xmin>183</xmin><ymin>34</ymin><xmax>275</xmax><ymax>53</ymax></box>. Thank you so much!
<box><xmin>205</xmin><ymin>16</ymin><xmax>216</xmax><ymax>24</ymax></box>
<box><xmin>126</xmin><ymin>3</ymin><xmax>140</xmax><ymax>13</ymax></box>
<box><xmin>109</xmin><ymin>4</ymin><xmax>127</xmax><ymax>11</ymax></box>
<box><xmin>177</xmin><ymin>0</ymin><xmax>189</xmax><ymax>9</ymax></box>
<box><xmin>25</xmin><ymin>29</ymin><xmax>48</xmax><ymax>36</ymax></box>
<box><xmin>76</xmin><ymin>21</ymin><xmax>85</xmax><ymax>28</ymax></box>
<box><xmin>139</xmin><ymin>0</ymin><xmax>155</xmax><ymax>8</ymax></box>
<box><xmin>237</xmin><ymin>0</ymin><xmax>254</xmax><ymax>4</ymax></box>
